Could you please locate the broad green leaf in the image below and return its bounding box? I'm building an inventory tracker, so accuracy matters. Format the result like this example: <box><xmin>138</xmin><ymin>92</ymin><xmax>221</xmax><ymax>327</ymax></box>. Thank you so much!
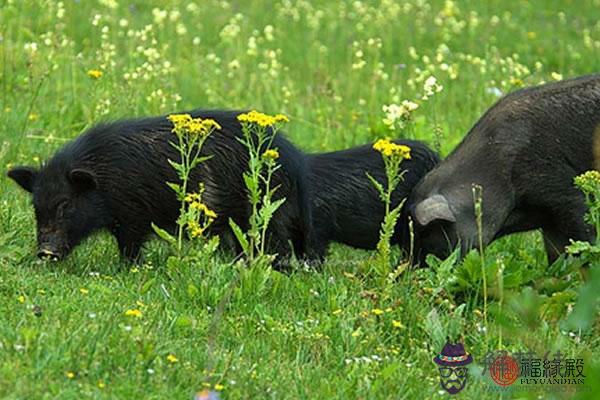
<box><xmin>229</xmin><ymin>218</ymin><xmax>249</xmax><ymax>253</ymax></box>
<box><xmin>151</xmin><ymin>223</ymin><xmax>176</xmax><ymax>244</ymax></box>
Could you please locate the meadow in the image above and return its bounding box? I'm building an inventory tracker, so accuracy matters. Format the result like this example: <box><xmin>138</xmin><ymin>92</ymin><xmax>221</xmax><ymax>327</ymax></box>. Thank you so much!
<box><xmin>1</xmin><ymin>0</ymin><xmax>600</xmax><ymax>398</ymax></box>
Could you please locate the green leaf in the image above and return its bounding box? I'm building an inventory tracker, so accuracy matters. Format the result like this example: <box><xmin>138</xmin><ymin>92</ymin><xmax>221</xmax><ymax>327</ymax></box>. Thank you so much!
<box><xmin>243</xmin><ymin>173</ymin><xmax>258</xmax><ymax>193</ymax></box>
<box><xmin>140</xmin><ymin>278</ymin><xmax>156</xmax><ymax>294</ymax></box>
<box><xmin>266</xmin><ymin>184</ymin><xmax>282</xmax><ymax>198</ymax></box>
<box><xmin>168</xmin><ymin>140</ymin><xmax>182</xmax><ymax>151</ymax></box>
<box><xmin>424</xmin><ymin>308</ymin><xmax>446</xmax><ymax>351</ymax></box>
<box><xmin>174</xmin><ymin>315</ymin><xmax>194</xmax><ymax>328</ymax></box>
<box><xmin>366</xmin><ymin>172</ymin><xmax>385</xmax><ymax>200</ymax></box>
<box><xmin>229</xmin><ymin>218</ymin><xmax>249</xmax><ymax>253</ymax></box>
<box><xmin>151</xmin><ymin>223</ymin><xmax>176</xmax><ymax>245</ymax></box>
<box><xmin>258</xmin><ymin>197</ymin><xmax>286</xmax><ymax>226</ymax></box>
<box><xmin>566</xmin><ymin>240</ymin><xmax>600</xmax><ymax>255</ymax></box>
<box><xmin>190</xmin><ymin>154</ymin><xmax>213</xmax><ymax>169</ymax></box>
<box><xmin>268</xmin><ymin>197</ymin><xmax>286</xmax><ymax>214</ymax></box>
<box><xmin>166</xmin><ymin>181</ymin><xmax>181</xmax><ymax>195</ymax></box>
<box><xmin>166</xmin><ymin>256</ymin><xmax>182</xmax><ymax>274</ymax></box>
<box><xmin>187</xmin><ymin>283</ymin><xmax>199</xmax><ymax>298</ymax></box>
<box><xmin>167</xmin><ymin>158</ymin><xmax>184</xmax><ymax>173</ymax></box>
<box><xmin>203</xmin><ymin>235</ymin><xmax>220</xmax><ymax>254</ymax></box>
<box><xmin>564</xmin><ymin>266</ymin><xmax>600</xmax><ymax>330</ymax></box>
<box><xmin>190</xmin><ymin>156</ymin><xmax>212</xmax><ymax>169</ymax></box>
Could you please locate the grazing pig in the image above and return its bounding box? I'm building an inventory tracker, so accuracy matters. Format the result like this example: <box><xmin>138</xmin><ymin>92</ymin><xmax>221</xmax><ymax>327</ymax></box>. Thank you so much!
<box><xmin>7</xmin><ymin>110</ymin><xmax>311</xmax><ymax>264</ymax></box>
<box><xmin>408</xmin><ymin>74</ymin><xmax>600</xmax><ymax>265</ymax></box>
<box><xmin>306</xmin><ymin>139</ymin><xmax>439</xmax><ymax>259</ymax></box>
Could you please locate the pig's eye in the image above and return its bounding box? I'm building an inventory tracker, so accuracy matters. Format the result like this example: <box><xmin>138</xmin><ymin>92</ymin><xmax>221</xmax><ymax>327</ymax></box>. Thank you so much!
<box><xmin>56</xmin><ymin>200</ymin><xmax>70</xmax><ymax>218</ymax></box>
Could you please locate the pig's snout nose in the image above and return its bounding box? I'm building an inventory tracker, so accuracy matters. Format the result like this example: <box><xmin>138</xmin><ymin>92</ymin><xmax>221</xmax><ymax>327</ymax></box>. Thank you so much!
<box><xmin>37</xmin><ymin>248</ymin><xmax>60</xmax><ymax>261</ymax></box>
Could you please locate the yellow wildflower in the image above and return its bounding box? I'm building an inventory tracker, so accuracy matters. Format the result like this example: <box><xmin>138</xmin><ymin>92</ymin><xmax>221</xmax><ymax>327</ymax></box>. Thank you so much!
<box><xmin>372</xmin><ymin>308</ymin><xmax>384</xmax><ymax>316</ymax></box>
<box><xmin>273</xmin><ymin>114</ymin><xmax>289</xmax><ymax>123</ymax></box>
<box><xmin>204</xmin><ymin>207</ymin><xmax>217</xmax><ymax>219</ymax></box>
<box><xmin>201</xmin><ymin>118</ymin><xmax>222</xmax><ymax>131</ymax></box>
<box><xmin>87</xmin><ymin>69</ymin><xmax>103</xmax><ymax>79</ymax></box>
<box><xmin>189</xmin><ymin>201</ymin><xmax>205</xmax><ymax>212</ymax></box>
<box><xmin>190</xmin><ymin>228</ymin><xmax>204</xmax><ymax>238</ymax></box>
<box><xmin>237</xmin><ymin>110</ymin><xmax>289</xmax><ymax>127</ymax></box>
<box><xmin>28</xmin><ymin>113</ymin><xmax>38</xmax><ymax>121</ymax></box>
<box><xmin>392</xmin><ymin>320</ymin><xmax>404</xmax><ymax>329</ymax></box>
<box><xmin>190</xmin><ymin>227</ymin><xmax>204</xmax><ymax>238</ymax></box>
<box><xmin>98</xmin><ymin>381</ymin><xmax>106</xmax><ymax>389</ymax></box>
<box><xmin>214</xmin><ymin>384</ymin><xmax>225</xmax><ymax>391</ymax></box>
<box><xmin>66</xmin><ymin>371</ymin><xmax>75</xmax><ymax>379</ymax></box>
<box><xmin>79</xmin><ymin>288</ymin><xmax>89</xmax><ymax>295</ymax></box>
<box><xmin>190</xmin><ymin>201</ymin><xmax>217</xmax><ymax>219</ymax></box>
<box><xmin>168</xmin><ymin>114</ymin><xmax>220</xmax><ymax>136</ymax></box>
<box><xmin>576</xmin><ymin>170</ymin><xmax>600</xmax><ymax>185</ymax></box>
<box><xmin>332</xmin><ymin>309</ymin><xmax>342</xmax><ymax>315</ymax></box>
<box><xmin>262</xmin><ymin>149</ymin><xmax>280</xmax><ymax>161</ymax></box>
<box><xmin>184</xmin><ymin>193</ymin><xmax>201</xmax><ymax>203</ymax></box>
<box><xmin>166</xmin><ymin>354</ymin><xmax>179</xmax><ymax>363</ymax></box>
<box><xmin>186</xmin><ymin>120</ymin><xmax>204</xmax><ymax>135</ymax></box>
<box><xmin>574</xmin><ymin>170</ymin><xmax>600</xmax><ymax>196</ymax></box>
<box><xmin>510</xmin><ymin>77</ymin><xmax>524</xmax><ymax>87</ymax></box>
<box><xmin>187</xmin><ymin>120</ymin><xmax>216</xmax><ymax>136</ymax></box>
<box><xmin>167</xmin><ymin>113</ymin><xmax>192</xmax><ymax>129</ymax></box>
<box><xmin>17</xmin><ymin>295</ymin><xmax>25</xmax><ymax>304</ymax></box>
<box><xmin>198</xmin><ymin>202</ymin><xmax>216</xmax><ymax>218</ymax></box>
<box><xmin>124</xmin><ymin>309</ymin><xmax>143</xmax><ymax>318</ymax></box>
<box><xmin>373</xmin><ymin>139</ymin><xmax>411</xmax><ymax>159</ymax></box>
<box><xmin>187</xmin><ymin>221</ymin><xmax>205</xmax><ymax>238</ymax></box>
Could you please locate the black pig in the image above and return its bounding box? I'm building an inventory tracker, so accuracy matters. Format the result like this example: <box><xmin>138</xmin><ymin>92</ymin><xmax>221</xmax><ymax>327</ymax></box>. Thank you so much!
<box><xmin>408</xmin><ymin>74</ymin><xmax>600</xmax><ymax>264</ymax></box>
<box><xmin>306</xmin><ymin>139</ymin><xmax>439</xmax><ymax>259</ymax></box>
<box><xmin>7</xmin><ymin>110</ymin><xmax>311</xmax><ymax>263</ymax></box>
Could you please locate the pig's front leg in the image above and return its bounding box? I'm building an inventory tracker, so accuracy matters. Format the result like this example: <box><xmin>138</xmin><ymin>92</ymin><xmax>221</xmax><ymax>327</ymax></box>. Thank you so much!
<box><xmin>113</xmin><ymin>227</ymin><xmax>144</xmax><ymax>261</ymax></box>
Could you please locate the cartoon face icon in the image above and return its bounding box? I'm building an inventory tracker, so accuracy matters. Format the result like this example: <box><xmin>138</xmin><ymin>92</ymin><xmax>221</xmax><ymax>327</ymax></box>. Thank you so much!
<box><xmin>438</xmin><ymin>366</ymin><xmax>468</xmax><ymax>394</ymax></box>
<box><xmin>433</xmin><ymin>341</ymin><xmax>473</xmax><ymax>395</ymax></box>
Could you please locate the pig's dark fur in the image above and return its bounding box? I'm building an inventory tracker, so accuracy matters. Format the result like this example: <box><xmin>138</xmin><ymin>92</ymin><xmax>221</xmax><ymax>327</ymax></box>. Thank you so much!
<box><xmin>7</xmin><ymin>110</ymin><xmax>311</xmax><ymax>264</ymax></box>
<box><xmin>306</xmin><ymin>139</ymin><xmax>440</xmax><ymax>259</ymax></box>
<box><xmin>408</xmin><ymin>74</ymin><xmax>600</xmax><ymax>265</ymax></box>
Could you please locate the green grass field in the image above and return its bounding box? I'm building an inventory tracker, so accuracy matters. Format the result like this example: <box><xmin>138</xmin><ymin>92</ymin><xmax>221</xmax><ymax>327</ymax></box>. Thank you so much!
<box><xmin>1</xmin><ymin>0</ymin><xmax>600</xmax><ymax>398</ymax></box>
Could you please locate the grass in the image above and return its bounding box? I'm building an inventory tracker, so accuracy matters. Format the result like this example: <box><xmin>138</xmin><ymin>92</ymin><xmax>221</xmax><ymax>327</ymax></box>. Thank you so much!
<box><xmin>1</xmin><ymin>0</ymin><xmax>600</xmax><ymax>398</ymax></box>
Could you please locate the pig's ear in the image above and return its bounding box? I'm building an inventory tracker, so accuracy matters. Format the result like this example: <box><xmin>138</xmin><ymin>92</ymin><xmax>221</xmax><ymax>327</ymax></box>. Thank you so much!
<box><xmin>68</xmin><ymin>169</ymin><xmax>98</xmax><ymax>192</ymax></box>
<box><xmin>7</xmin><ymin>166</ymin><xmax>38</xmax><ymax>193</ymax></box>
<box><xmin>414</xmin><ymin>194</ymin><xmax>456</xmax><ymax>226</ymax></box>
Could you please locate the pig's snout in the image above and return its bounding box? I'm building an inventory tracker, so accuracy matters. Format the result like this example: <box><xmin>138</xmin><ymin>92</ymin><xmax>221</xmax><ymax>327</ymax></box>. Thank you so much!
<box><xmin>37</xmin><ymin>227</ymin><xmax>68</xmax><ymax>261</ymax></box>
<box><xmin>37</xmin><ymin>246</ymin><xmax>62</xmax><ymax>261</ymax></box>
